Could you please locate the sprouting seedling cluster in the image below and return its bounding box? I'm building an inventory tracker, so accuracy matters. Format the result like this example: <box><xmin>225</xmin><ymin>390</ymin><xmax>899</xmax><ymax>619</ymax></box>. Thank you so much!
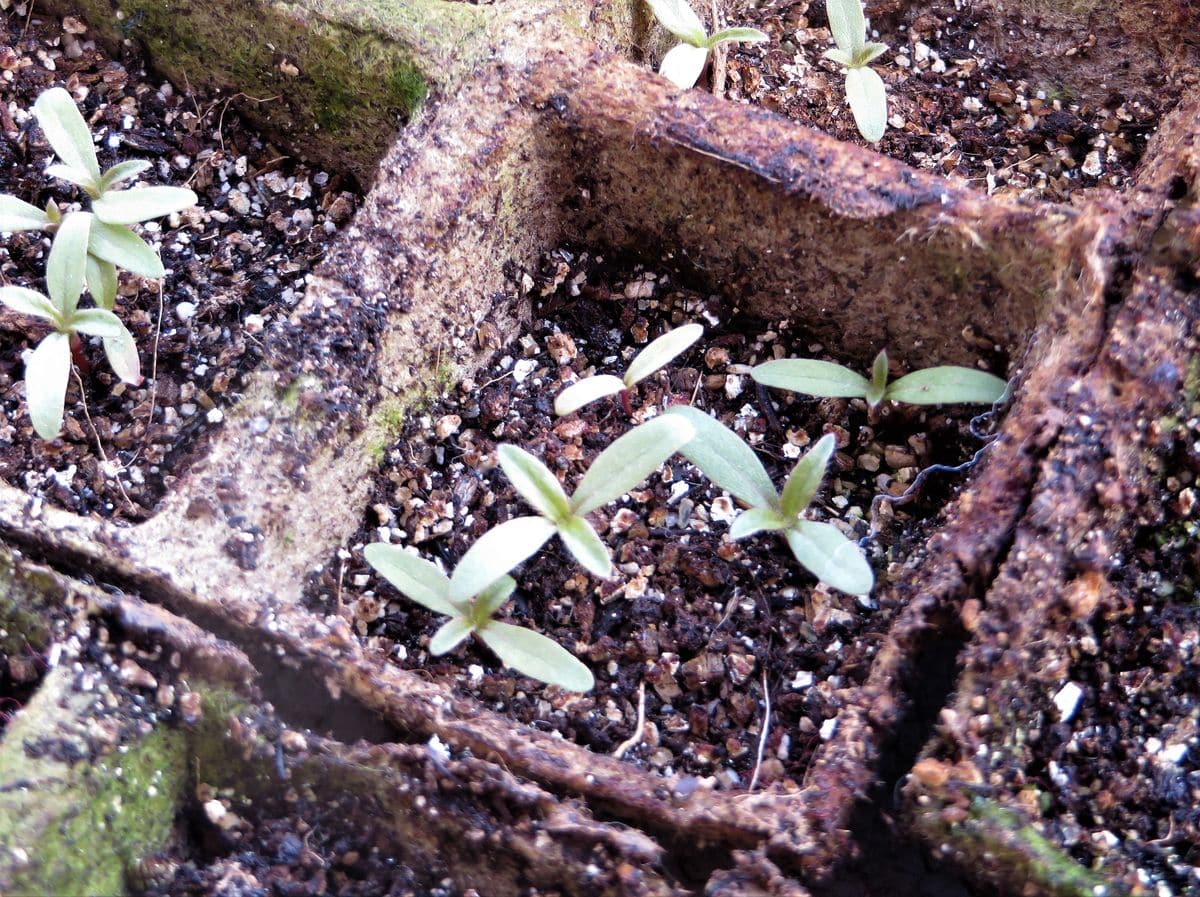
<box><xmin>645</xmin><ymin>0</ymin><xmax>767</xmax><ymax>90</ymax></box>
<box><xmin>823</xmin><ymin>0</ymin><xmax>889</xmax><ymax>143</ymax></box>
<box><xmin>0</xmin><ymin>87</ymin><xmax>197</xmax><ymax>439</ymax></box>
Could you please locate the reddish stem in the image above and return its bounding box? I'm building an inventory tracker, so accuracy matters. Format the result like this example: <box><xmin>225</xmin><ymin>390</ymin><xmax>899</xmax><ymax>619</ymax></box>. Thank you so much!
<box><xmin>69</xmin><ymin>332</ymin><xmax>91</xmax><ymax>376</ymax></box>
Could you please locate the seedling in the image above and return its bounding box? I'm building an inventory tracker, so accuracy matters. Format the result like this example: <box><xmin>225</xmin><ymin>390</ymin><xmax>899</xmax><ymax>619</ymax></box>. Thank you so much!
<box><xmin>823</xmin><ymin>0</ymin><xmax>889</xmax><ymax>142</ymax></box>
<box><xmin>0</xmin><ymin>212</ymin><xmax>140</xmax><ymax>439</ymax></box>
<box><xmin>555</xmin><ymin>322</ymin><xmax>703</xmax><ymax>416</ymax></box>
<box><xmin>752</xmin><ymin>349</ymin><xmax>1008</xmax><ymax>409</ymax></box>
<box><xmin>0</xmin><ymin>87</ymin><xmax>197</xmax><ymax>309</ymax></box>
<box><xmin>363</xmin><ymin>545</ymin><xmax>594</xmax><ymax>692</ymax></box>
<box><xmin>666</xmin><ymin>405</ymin><xmax>874</xmax><ymax>595</ymax></box>
<box><xmin>453</xmin><ymin>415</ymin><xmax>695</xmax><ymax>588</ymax></box>
<box><xmin>645</xmin><ymin>0</ymin><xmax>768</xmax><ymax>89</ymax></box>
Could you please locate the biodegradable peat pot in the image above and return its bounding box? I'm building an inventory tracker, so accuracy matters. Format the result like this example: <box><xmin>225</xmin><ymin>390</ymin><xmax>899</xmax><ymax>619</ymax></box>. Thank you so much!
<box><xmin>0</xmin><ymin>1</ymin><xmax>1197</xmax><ymax>894</ymax></box>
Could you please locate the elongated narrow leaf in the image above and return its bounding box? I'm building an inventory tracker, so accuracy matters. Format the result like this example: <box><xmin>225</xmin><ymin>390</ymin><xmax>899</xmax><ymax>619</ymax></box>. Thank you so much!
<box><xmin>474</xmin><ymin>575</ymin><xmax>517</xmax><ymax>622</ymax></box>
<box><xmin>497</xmin><ymin>444</ymin><xmax>572</xmax><ymax>521</ymax></box>
<box><xmin>825</xmin><ymin>0</ymin><xmax>865</xmax><ymax>56</ymax></box>
<box><xmin>46</xmin><ymin>163</ymin><xmax>99</xmax><ymax>193</ymax></box>
<box><xmin>85</xmin><ymin>255</ymin><xmax>118</xmax><ymax>310</ymax></box>
<box><xmin>0</xmin><ymin>286</ymin><xmax>59</xmax><ymax>323</ymax></box>
<box><xmin>46</xmin><ymin>212</ymin><xmax>90</xmax><ymax>317</ymax></box>
<box><xmin>99</xmin><ymin>159</ymin><xmax>151</xmax><ymax>192</ymax></box>
<box><xmin>429</xmin><ymin>617</ymin><xmax>474</xmax><ymax>655</ymax></box>
<box><xmin>857</xmin><ymin>41</ymin><xmax>888</xmax><ymax>65</ymax></box>
<box><xmin>92</xmin><ymin>185</ymin><xmax>198</xmax><ymax>225</ymax></box>
<box><xmin>659</xmin><ymin>43</ymin><xmax>710</xmax><ymax>90</ymax></box>
<box><xmin>69</xmin><ymin>308</ymin><xmax>126</xmax><ymax>339</ymax></box>
<box><xmin>707</xmin><ymin>27</ymin><xmax>769</xmax><ymax>47</ymax></box>
<box><xmin>25</xmin><ymin>331</ymin><xmax>71</xmax><ymax>440</ymax></box>
<box><xmin>729</xmin><ymin>506</ymin><xmax>788</xmax><ymax>540</ymax></box>
<box><xmin>571</xmin><ymin>414</ymin><xmax>695</xmax><ymax>515</ymax></box>
<box><xmin>477</xmin><ymin>621</ymin><xmax>595</xmax><ymax>692</ymax></box>
<box><xmin>623</xmin><ymin>323</ymin><xmax>703</xmax><ymax>387</ymax></box>
<box><xmin>786</xmin><ymin>521</ymin><xmax>874</xmax><ymax>596</ymax></box>
<box><xmin>845</xmin><ymin>66</ymin><xmax>887</xmax><ymax>143</ymax></box>
<box><xmin>752</xmin><ymin>358</ymin><xmax>870</xmax><ymax>398</ymax></box>
<box><xmin>645</xmin><ymin>0</ymin><xmax>707</xmax><ymax>44</ymax></box>
<box><xmin>665</xmin><ymin>404</ymin><xmax>778</xmax><ymax>509</ymax></box>
<box><xmin>0</xmin><ymin>195</ymin><xmax>50</xmax><ymax>233</ymax></box>
<box><xmin>779</xmin><ymin>433</ymin><xmax>836</xmax><ymax>518</ymax></box>
<box><xmin>823</xmin><ymin>47</ymin><xmax>854</xmax><ymax>67</ymax></box>
<box><xmin>554</xmin><ymin>374</ymin><xmax>626</xmax><ymax>416</ymax></box>
<box><xmin>557</xmin><ymin>515</ymin><xmax>611</xmax><ymax>578</ymax></box>
<box><xmin>865</xmin><ymin>349</ymin><xmax>888</xmax><ymax>407</ymax></box>
<box><xmin>103</xmin><ymin>328</ymin><xmax>142</xmax><ymax>386</ymax></box>
<box><xmin>449</xmin><ymin>516</ymin><xmax>556</xmax><ymax>605</ymax></box>
<box><xmin>363</xmin><ymin>543</ymin><xmax>458</xmax><ymax>616</ymax></box>
<box><xmin>89</xmin><ymin>221</ymin><xmax>164</xmax><ymax>278</ymax></box>
<box><xmin>885</xmin><ymin>366</ymin><xmax>1008</xmax><ymax>406</ymax></box>
<box><xmin>34</xmin><ymin>87</ymin><xmax>100</xmax><ymax>184</ymax></box>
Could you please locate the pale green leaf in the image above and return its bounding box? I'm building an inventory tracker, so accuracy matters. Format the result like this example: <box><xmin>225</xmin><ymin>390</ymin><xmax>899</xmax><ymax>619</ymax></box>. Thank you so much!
<box><xmin>429</xmin><ymin>617</ymin><xmax>474</xmax><ymax>655</ymax></box>
<box><xmin>0</xmin><ymin>195</ymin><xmax>51</xmax><ymax>233</ymax></box>
<box><xmin>885</xmin><ymin>366</ymin><xmax>1008</xmax><ymax>406</ymax></box>
<box><xmin>449</xmin><ymin>516</ymin><xmax>556</xmax><ymax>605</ymax></box>
<box><xmin>707</xmin><ymin>27</ymin><xmax>769</xmax><ymax>47</ymax></box>
<box><xmin>729</xmin><ymin>506</ymin><xmax>788</xmax><ymax>539</ymax></box>
<box><xmin>752</xmin><ymin>358</ymin><xmax>870</xmax><ymax>398</ymax></box>
<box><xmin>557</xmin><ymin>516</ymin><xmax>611</xmax><ymax>578</ymax></box>
<box><xmin>857</xmin><ymin>41</ymin><xmax>888</xmax><ymax>65</ymax></box>
<box><xmin>25</xmin><ymin>331</ymin><xmax>71</xmax><ymax>440</ymax></box>
<box><xmin>554</xmin><ymin>374</ymin><xmax>626</xmax><ymax>416</ymax></box>
<box><xmin>69</xmin><ymin>308</ymin><xmax>126</xmax><ymax>339</ymax></box>
<box><xmin>102</xmin><ymin>328</ymin><xmax>142</xmax><ymax>386</ymax></box>
<box><xmin>497</xmin><ymin>444</ymin><xmax>572</xmax><ymax>521</ymax></box>
<box><xmin>779</xmin><ymin>433</ymin><xmax>835</xmax><ymax>518</ymax></box>
<box><xmin>99</xmin><ymin>159</ymin><xmax>151</xmax><ymax>192</ymax></box>
<box><xmin>823</xmin><ymin>47</ymin><xmax>854</xmax><ymax>67</ymax></box>
<box><xmin>46</xmin><ymin>163</ymin><xmax>99</xmax><ymax>193</ymax></box>
<box><xmin>623</xmin><ymin>323</ymin><xmax>703</xmax><ymax>387</ymax></box>
<box><xmin>659</xmin><ymin>43</ymin><xmax>710</xmax><ymax>90</ymax></box>
<box><xmin>786</xmin><ymin>521</ymin><xmax>874</xmax><ymax>596</ymax></box>
<box><xmin>845</xmin><ymin>65</ymin><xmax>887</xmax><ymax>143</ymax></box>
<box><xmin>363</xmin><ymin>543</ymin><xmax>459</xmax><ymax>616</ymax></box>
<box><xmin>89</xmin><ymin>221</ymin><xmax>164</xmax><ymax>278</ymax></box>
<box><xmin>665</xmin><ymin>404</ymin><xmax>778</xmax><ymax>509</ymax></box>
<box><xmin>865</xmin><ymin>349</ymin><xmax>888</xmax><ymax>408</ymax></box>
<box><xmin>0</xmin><ymin>286</ymin><xmax>59</xmax><ymax>323</ymax></box>
<box><xmin>34</xmin><ymin>87</ymin><xmax>100</xmax><ymax>184</ymax></box>
<box><xmin>45</xmin><ymin>212</ymin><xmax>90</xmax><ymax>317</ymax></box>
<box><xmin>92</xmin><ymin>185</ymin><xmax>198</xmax><ymax>225</ymax></box>
<box><xmin>645</xmin><ymin>0</ymin><xmax>707</xmax><ymax>44</ymax></box>
<box><xmin>825</xmin><ymin>0</ymin><xmax>865</xmax><ymax>56</ymax></box>
<box><xmin>86</xmin><ymin>255</ymin><xmax>118</xmax><ymax>310</ymax></box>
<box><xmin>476</xmin><ymin>621</ymin><xmax>595</xmax><ymax>692</ymax></box>
<box><xmin>473</xmin><ymin>575</ymin><xmax>516</xmax><ymax>622</ymax></box>
<box><xmin>571</xmin><ymin>414</ymin><xmax>695</xmax><ymax>515</ymax></box>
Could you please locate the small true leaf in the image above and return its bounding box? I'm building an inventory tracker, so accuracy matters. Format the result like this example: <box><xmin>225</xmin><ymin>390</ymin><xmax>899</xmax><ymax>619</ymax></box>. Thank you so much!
<box><xmin>89</xmin><ymin>222</ymin><xmax>164</xmax><ymax>278</ymax></box>
<box><xmin>786</xmin><ymin>521</ymin><xmax>874</xmax><ymax>596</ymax></box>
<box><xmin>363</xmin><ymin>543</ymin><xmax>458</xmax><ymax>616</ymax></box>
<box><xmin>473</xmin><ymin>575</ymin><xmax>517</xmax><ymax>622</ymax></box>
<box><xmin>729</xmin><ymin>506</ymin><xmax>788</xmax><ymax>540</ymax></box>
<box><xmin>45</xmin><ymin>212</ymin><xmax>90</xmax><ymax>318</ymax></box>
<box><xmin>92</xmin><ymin>185</ymin><xmax>198</xmax><ymax>225</ymax></box>
<box><xmin>623</xmin><ymin>323</ymin><xmax>703</xmax><ymax>387</ymax></box>
<box><xmin>658</xmin><ymin>43</ymin><xmax>710</xmax><ymax>90</ymax></box>
<box><xmin>706</xmin><ymin>27</ymin><xmax>769</xmax><ymax>48</ymax></box>
<box><xmin>34</xmin><ymin>88</ymin><xmax>101</xmax><ymax>185</ymax></box>
<box><xmin>86</xmin><ymin>256</ymin><xmax>118</xmax><ymax>311</ymax></box>
<box><xmin>476</xmin><ymin>621</ymin><xmax>595</xmax><ymax>692</ymax></box>
<box><xmin>497</xmin><ymin>444</ymin><xmax>572</xmax><ymax>521</ymax></box>
<box><xmin>570</xmin><ymin>414</ymin><xmax>695</xmax><ymax>515</ymax></box>
<box><xmin>825</xmin><ymin>0</ymin><xmax>865</xmax><ymax>57</ymax></box>
<box><xmin>858</xmin><ymin>41</ymin><xmax>888</xmax><ymax>65</ymax></box>
<box><xmin>450</xmin><ymin>516</ymin><xmax>556</xmax><ymax>604</ymax></box>
<box><xmin>69</xmin><ymin>308</ymin><xmax>127</xmax><ymax>339</ymax></box>
<box><xmin>557</xmin><ymin>515</ymin><xmax>611</xmax><ymax>579</ymax></box>
<box><xmin>645</xmin><ymin>0</ymin><xmax>707</xmax><ymax>45</ymax></box>
<box><xmin>0</xmin><ymin>195</ymin><xmax>51</xmax><ymax>233</ymax></box>
<box><xmin>665</xmin><ymin>405</ymin><xmax>778</xmax><ymax>509</ymax></box>
<box><xmin>554</xmin><ymin>374</ymin><xmax>626</xmax><ymax>416</ymax></box>
<box><xmin>99</xmin><ymin>160</ymin><xmax>152</xmax><ymax>192</ymax></box>
<box><xmin>429</xmin><ymin>618</ymin><xmax>474</xmax><ymax>655</ymax></box>
<box><xmin>823</xmin><ymin>47</ymin><xmax>854</xmax><ymax>67</ymax></box>
<box><xmin>25</xmin><ymin>331</ymin><xmax>71</xmax><ymax>440</ymax></box>
<box><xmin>865</xmin><ymin>349</ymin><xmax>889</xmax><ymax>408</ymax></box>
<box><xmin>779</xmin><ymin>433</ymin><xmax>835</xmax><ymax>519</ymax></box>
<box><xmin>46</xmin><ymin>163</ymin><xmax>99</xmax><ymax>193</ymax></box>
<box><xmin>752</xmin><ymin>358</ymin><xmax>870</xmax><ymax>398</ymax></box>
<box><xmin>885</xmin><ymin>366</ymin><xmax>1007</xmax><ymax>406</ymax></box>
<box><xmin>0</xmin><ymin>286</ymin><xmax>59</xmax><ymax>323</ymax></box>
<box><xmin>845</xmin><ymin>65</ymin><xmax>887</xmax><ymax>143</ymax></box>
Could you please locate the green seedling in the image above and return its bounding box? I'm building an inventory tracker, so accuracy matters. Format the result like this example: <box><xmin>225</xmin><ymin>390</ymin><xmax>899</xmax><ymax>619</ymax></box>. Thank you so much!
<box><xmin>0</xmin><ymin>87</ymin><xmax>197</xmax><ymax>309</ymax></box>
<box><xmin>666</xmin><ymin>404</ymin><xmax>874</xmax><ymax>596</ymax></box>
<box><xmin>363</xmin><ymin>546</ymin><xmax>593</xmax><ymax>692</ymax></box>
<box><xmin>555</xmin><ymin>322</ymin><xmax>703</xmax><ymax>416</ymax></box>
<box><xmin>645</xmin><ymin>0</ymin><xmax>768</xmax><ymax>89</ymax></box>
<box><xmin>823</xmin><ymin>0</ymin><xmax>889</xmax><ymax>142</ymax></box>
<box><xmin>454</xmin><ymin>415</ymin><xmax>695</xmax><ymax>587</ymax></box>
<box><xmin>752</xmin><ymin>349</ymin><xmax>1008</xmax><ymax>409</ymax></box>
<box><xmin>0</xmin><ymin>212</ymin><xmax>140</xmax><ymax>439</ymax></box>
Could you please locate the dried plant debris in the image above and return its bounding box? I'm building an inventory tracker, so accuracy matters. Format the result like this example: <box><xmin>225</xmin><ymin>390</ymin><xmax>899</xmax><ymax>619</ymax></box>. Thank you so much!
<box><xmin>310</xmin><ymin>247</ymin><xmax>1002</xmax><ymax>788</ymax></box>
<box><xmin>0</xmin><ymin>8</ymin><xmax>357</xmax><ymax>518</ymax></box>
<box><xmin>723</xmin><ymin>1</ymin><xmax>1162</xmax><ymax>201</ymax></box>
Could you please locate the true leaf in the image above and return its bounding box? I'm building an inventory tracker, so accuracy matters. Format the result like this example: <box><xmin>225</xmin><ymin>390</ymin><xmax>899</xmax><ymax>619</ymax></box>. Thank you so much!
<box><xmin>645</xmin><ymin>0</ymin><xmax>707</xmax><ymax>45</ymax></box>
<box><xmin>707</xmin><ymin>27</ymin><xmax>769</xmax><ymax>47</ymax></box>
<box><xmin>857</xmin><ymin>41</ymin><xmax>888</xmax><ymax>65</ymax></box>
<box><xmin>476</xmin><ymin>621</ymin><xmax>595</xmax><ymax>692</ymax></box>
<box><xmin>34</xmin><ymin>88</ymin><xmax>101</xmax><ymax>185</ymax></box>
<box><xmin>99</xmin><ymin>160</ymin><xmax>152</xmax><ymax>193</ymax></box>
<box><xmin>89</xmin><ymin>221</ymin><xmax>164</xmax><ymax>278</ymax></box>
<box><xmin>429</xmin><ymin>617</ymin><xmax>474</xmax><ymax>655</ymax></box>
<box><xmin>665</xmin><ymin>404</ymin><xmax>778</xmax><ymax>509</ymax></box>
<box><xmin>92</xmin><ymin>185</ymin><xmax>198</xmax><ymax>225</ymax></box>
<box><xmin>45</xmin><ymin>212</ymin><xmax>90</xmax><ymax>318</ymax></box>
<box><xmin>786</xmin><ymin>521</ymin><xmax>874</xmax><ymax>596</ymax></box>
<box><xmin>449</xmin><ymin>516</ymin><xmax>556</xmax><ymax>604</ymax></box>
<box><xmin>779</xmin><ymin>433</ymin><xmax>835</xmax><ymax>518</ymax></box>
<box><xmin>25</xmin><ymin>331</ymin><xmax>71</xmax><ymax>440</ymax></box>
<box><xmin>554</xmin><ymin>374</ymin><xmax>626</xmax><ymax>417</ymax></box>
<box><xmin>46</xmin><ymin>163</ymin><xmax>99</xmax><ymax>193</ymax></box>
<box><xmin>845</xmin><ymin>65</ymin><xmax>887</xmax><ymax>143</ymax></box>
<box><xmin>0</xmin><ymin>195</ymin><xmax>51</xmax><ymax>233</ymax></box>
<box><xmin>865</xmin><ymin>349</ymin><xmax>889</xmax><ymax>408</ymax></box>
<box><xmin>497</xmin><ymin>444</ymin><xmax>572</xmax><ymax>521</ymax></box>
<box><xmin>658</xmin><ymin>43</ymin><xmax>710</xmax><ymax>90</ymax></box>
<box><xmin>557</xmin><ymin>515</ymin><xmax>611</xmax><ymax>579</ymax></box>
<box><xmin>624</xmin><ymin>323</ymin><xmax>703</xmax><ymax>387</ymax></box>
<box><xmin>570</xmin><ymin>414</ymin><xmax>694</xmax><ymax>515</ymax></box>
<box><xmin>729</xmin><ymin>506</ymin><xmax>788</xmax><ymax>539</ymax></box>
<box><xmin>86</xmin><ymin>256</ymin><xmax>118</xmax><ymax>311</ymax></box>
<box><xmin>823</xmin><ymin>47</ymin><xmax>854</xmax><ymax>67</ymax></box>
<box><xmin>825</xmin><ymin>0</ymin><xmax>865</xmax><ymax>57</ymax></box>
<box><xmin>0</xmin><ymin>286</ymin><xmax>59</xmax><ymax>323</ymax></box>
<box><xmin>752</xmin><ymin>358</ymin><xmax>870</xmax><ymax>398</ymax></box>
<box><xmin>69</xmin><ymin>308</ymin><xmax>128</xmax><ymax>339</ymax></box>
<box><xmin>885</xmin><ymin>366</ymin><xmax>1008</xmax><ymax>405</ymax></box>
<box><xmin>363</xmin><ymin>543</ymin><xmax>459</xmax><ymax>616</ymax></box>
<box><xmin>473</xmin><ymin>575</ymin><xmax>516</xmax><ymax>622</ymax></box>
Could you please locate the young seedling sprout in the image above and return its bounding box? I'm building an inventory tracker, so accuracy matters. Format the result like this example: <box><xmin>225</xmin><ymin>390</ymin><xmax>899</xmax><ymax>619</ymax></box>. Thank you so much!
<box><xmin>0</xmin><ymin>212</ymin><xmax>141</xmax><ymax>439</ymax></box>
<box><xmin>666</xmin><ymin>405</ymin><xmax>874</xmax><ymax>596</ymax></box>
<box><xmin>362</xmin><ymin>547</ymin><xmax>594</xmax><ymax>692</ymax></box>
<box><xmin>645</xmin><ymin>0</ymin><xmax>768</xmax><ymax>90</ymax></box>
<box><xmin>823</xmin><ymin>0</ymin><xmax>889</xmax><ymax>142</ymax></box>
<box><xmin>0</xmin><ymin>87</ymin><xmax>197</xmax><ymax>310</ymax></box>
<box><xmin>752</xmin><ymin>349</ymin><xmax>1008</xmax><ymax>410</ymax></box>
<box><xmin>555</xmin><ymin>322</ymin><xmax>703</xmax><ymax>416</ymax></box>
<box><xmin>451</xmin><ymin>415</ymin><xmax>695</xmax><ymax>589</ymax></box>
